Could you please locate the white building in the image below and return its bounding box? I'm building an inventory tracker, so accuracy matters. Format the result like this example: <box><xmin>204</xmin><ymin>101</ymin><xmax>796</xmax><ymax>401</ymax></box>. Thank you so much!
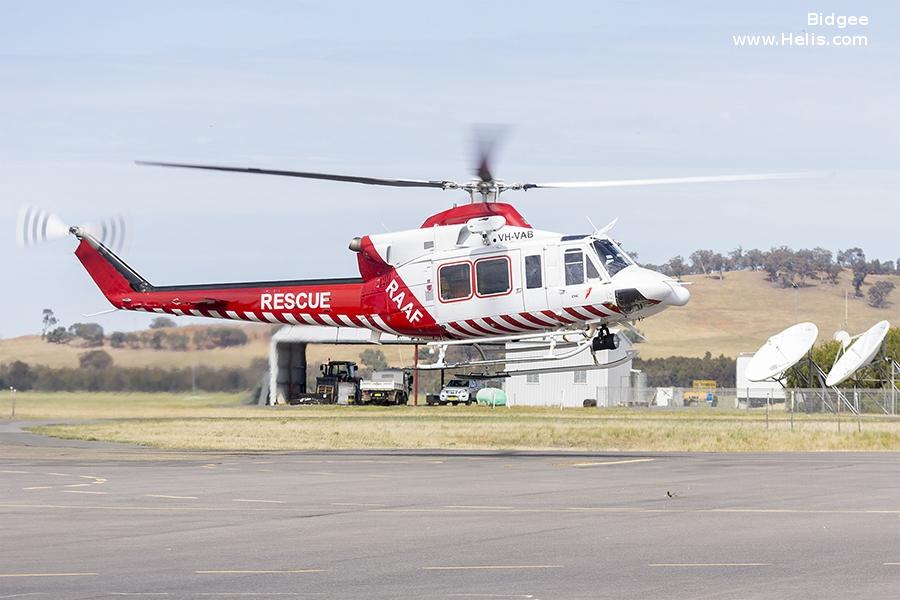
<box><xmin>503</xmin><ymin>337</ymin><xmax>634</xmax><ymax>407</ymax></box>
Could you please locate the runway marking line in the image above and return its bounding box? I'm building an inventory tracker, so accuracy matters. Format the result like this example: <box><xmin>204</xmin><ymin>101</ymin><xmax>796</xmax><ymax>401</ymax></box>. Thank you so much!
<box><xmin>648</xmin><ymin>563</ymin><xmax>771</xmax><ymax>567</ymax></box>
<box><xmin>0</xmin><ymin>572</ymin><xmax>98</xmax><ymax>578</ymax></box>
<box><xmin>0</xmin><ymin>470</ymin><xmax>30</xmax><ymax>474</ymax></box>
<box><xmin>565</xmin><ymin>458</ymin><xmax>656</xmax><ymax>468</ymax></box>
<box><xmin>63</xmin><ymin>490</ymin><xmax>107</xmax><ymax>495</ymax></box>
<box><xmin>64</xmin><ymin>483</ymin><xmax>91</xmax><ymax>488</ymax></box>
<box><xmin>195</xmin><ymin>569</ymin><xmax>325</xmax><ymax>574</ymax></box>
<box><xmin>232</xmin><ymin>498</ymin><xmax>285</xmax><ymax>504</ymax></box>
<box><xmin>423</xmin><ymin>565</ymin><xmax>563</xmax><ymax>571</ymax></box>
<box><xmin>331</xmin><ymin>502</ymin><xmax>385</xmax><ymax>507</ymax></box>
<box><xmin>146</xmin><ymin>494</ymin><xmax>199</xmax><ymax>500</ymax></box>
<box><xmin>22</xmin><ymin>486</ymin><xmax>52</xmax><ymax>490</ymax></box>
<box><xmin>45</xmin><ymin>472</ymin><xmax>71</xmax><ymax>477</ymax></box>
<box><xmin>884</xmin><ymin>562</ymin><xmax>900</xmax><ymax>565</ymax></box>
<box><xmin>0</xmin><ymin>503</ymin><xmax>279</xmax><ymax>512</ymax></box>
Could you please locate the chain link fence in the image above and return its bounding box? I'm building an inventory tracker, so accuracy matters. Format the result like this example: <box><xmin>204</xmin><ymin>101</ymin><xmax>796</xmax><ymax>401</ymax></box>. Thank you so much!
<box><xmin>505</xmin><ymin>385</ymin><xmax>900</xmax><ymax>414</ymax></box>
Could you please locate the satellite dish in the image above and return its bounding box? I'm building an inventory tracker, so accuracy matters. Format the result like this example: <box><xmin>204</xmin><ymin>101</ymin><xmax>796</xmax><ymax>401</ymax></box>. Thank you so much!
<box><xmin>745</xmin><ymin>322</ymin><xmax>819</xmax><ymax>382</ymax></box>
<box><xmin>825</xmin><ymin>320</ymin><xmax>890</xmax><ymax>387</ymax></box>
<box><xmin>833</xmin><ymin>330</ymin><xmax>851</xmax><ymax>350</ymax></box>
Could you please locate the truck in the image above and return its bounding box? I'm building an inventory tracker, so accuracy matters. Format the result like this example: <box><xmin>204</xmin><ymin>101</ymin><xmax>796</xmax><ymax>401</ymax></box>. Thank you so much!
<box><xmin>312</xmin><ymin>360</ymin><xmax>362</xmax><ymax>404</ymax></box>
<box><xmin>360</xmin><ymin>368</ymin><xmax>412</xmax><ymax>405</ymax></box>
<box><xmin>682</xmin><ymin>379</ymin><xmax>718</xmax><ymax>407</ymax></box>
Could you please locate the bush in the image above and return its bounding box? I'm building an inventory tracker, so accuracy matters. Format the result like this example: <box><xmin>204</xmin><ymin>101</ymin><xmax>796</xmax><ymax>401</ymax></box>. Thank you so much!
<box><xmin>109</xmin><ymin>331</ymin><xmax>127</xmax><ymax>348</ymax></box>
<box><xmin>194</xmin><ymin>327</ymin><xmax>248</xmax><ymax>349</ymax></box>
<box><xmin>868</xmin><ymin>281</ymin><xmax>895</xmax><ymax>309</ymax></box>
<box><xmin>79</xmin><ymin>350</ymin><xmax>113</xmax><ymax>370</ymax></box>
<box><xmin>68</xmin><ymin>322</ymin><xmax>105</xmax><ymax>347</ymax></box>
<box><xmin>46</xmin><ymin>326</ymin><xmax>73</xmax><ymax>344</ymax></box>
<box><xmin>7</xmin><ymin>361</ymin><xmax>37</xmax><ymax>391</ymax></box>
<box><xmin>149</xmin><ymin>316</ymin><xmax>176</xmax><ymax>329</ymax></box>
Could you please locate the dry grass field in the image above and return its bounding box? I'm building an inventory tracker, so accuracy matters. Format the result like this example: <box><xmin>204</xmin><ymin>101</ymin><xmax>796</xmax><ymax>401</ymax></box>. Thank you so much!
<box><xmin>11</xmin><ymin>392</ymin><xmax>900</xmax><ymax>453</ymax></box>
<box><xmin>639</xmin><ymin>270</ymin><xmax>900</xmax><ymax>358</ymax></box>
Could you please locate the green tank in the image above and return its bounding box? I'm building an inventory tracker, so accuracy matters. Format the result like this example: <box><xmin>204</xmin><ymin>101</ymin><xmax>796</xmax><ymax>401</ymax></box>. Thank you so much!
<box><xmin>476</xmin><ymin>387</ymin><xmax>507</xmax><ymax>406</ymax></box>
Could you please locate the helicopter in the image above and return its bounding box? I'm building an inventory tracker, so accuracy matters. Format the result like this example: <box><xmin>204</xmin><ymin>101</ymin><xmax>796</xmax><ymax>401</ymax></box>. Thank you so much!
<box><xmin>52</xmin><ymin>139</ymin><xmax>807</xmax><ymax>377</ymax></box>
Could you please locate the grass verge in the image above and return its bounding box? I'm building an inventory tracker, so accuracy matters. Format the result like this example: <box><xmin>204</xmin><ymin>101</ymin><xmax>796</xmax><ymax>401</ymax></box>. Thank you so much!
<box><xmin>12</xmin><ymin>392</ymin><xmax>900</xmax><ymax>452</ymax></box>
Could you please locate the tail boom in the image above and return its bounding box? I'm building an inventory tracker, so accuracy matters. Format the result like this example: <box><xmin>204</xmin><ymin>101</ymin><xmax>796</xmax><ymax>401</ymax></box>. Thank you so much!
<box><xmin>71</xmin><ymin>228</ymin><xmax>441</xmax><ymax>336</ymax></box>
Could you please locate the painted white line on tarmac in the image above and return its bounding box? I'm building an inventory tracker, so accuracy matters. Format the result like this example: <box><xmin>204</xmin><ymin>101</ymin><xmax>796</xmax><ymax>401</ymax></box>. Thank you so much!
<box><xmin>63</xmin><ymin>490</ymin><xmax>107</xmax><ymax>495</ymax></box>
<box><xmin>195</xmin><ymin>569</ymin><xmax>324</xmax><ymax>574</ymax></box>
<box><xmin>0</xmin><ymin>572</ymin><xmax>98</xmax><ymax>578</ymax></box>
<box><xmin>0</xmin><ymin>503</ymin><xmax>277</xmax><ymax>512</ymax></box>
<box><xmin>146</xmin><ymin>494</ymin><xmax>198</xmax><ymax>500</ymax></box>
<box><xmin>423</xmin><ymin>565</ymin><xmax>563</xmax><ymax>571</ymax></box>
<box><xmin>648</xmin><ymin>563</ymin><xmax>771</xmax><ymax>567</ymax></box>
<box><xmin>331</xmin><ymin>502</ymin><xmax>385</xmax><ymax>507</ymax></box>
<box><xmin>232</xmin><ymin>498</ymin><xmax>285</xmax><ymax>504</ymax></box>
<box><xmin>22</xmin><ymin>486</ymin><xmax>52</xmax><ymax>490</ymax></box>
<box><xmin>569</xmin><ymin>458</ymin><xmax>656</xmax><ymax>468</ymax></box>
<box><xmin>0</xmin><ymin>470</ymin><xmax>31</xmax><ymax>474</ymax></box>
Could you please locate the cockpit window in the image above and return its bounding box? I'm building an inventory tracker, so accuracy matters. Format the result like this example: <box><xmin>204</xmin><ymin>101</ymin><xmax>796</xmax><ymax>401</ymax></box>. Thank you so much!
<box><xmin>592</xmin><ymin>239</ymin><xmax>632</xmax><ymax>276</ymax></box>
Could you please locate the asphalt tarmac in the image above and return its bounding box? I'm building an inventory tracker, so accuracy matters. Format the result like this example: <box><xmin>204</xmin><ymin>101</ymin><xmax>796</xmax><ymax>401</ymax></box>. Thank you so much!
<box><xmin>2</xmin><ymin>422</ymin><xmax>900</xmax><ymax>599</ymax></box>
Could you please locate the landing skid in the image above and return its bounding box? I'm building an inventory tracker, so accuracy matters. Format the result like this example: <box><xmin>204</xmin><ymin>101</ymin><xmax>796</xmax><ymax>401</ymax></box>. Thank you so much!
<box><xmin>461</xmin><ymin>351</ymin><xmax>637</xmax><ymax>379</ymax></box>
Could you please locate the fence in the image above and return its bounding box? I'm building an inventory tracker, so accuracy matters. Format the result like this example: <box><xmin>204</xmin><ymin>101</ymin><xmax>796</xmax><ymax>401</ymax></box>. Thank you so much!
<box><xmin>504</xmin><ymin>385</ymin><xmax>900</xmax><ymax>415</ymax></box>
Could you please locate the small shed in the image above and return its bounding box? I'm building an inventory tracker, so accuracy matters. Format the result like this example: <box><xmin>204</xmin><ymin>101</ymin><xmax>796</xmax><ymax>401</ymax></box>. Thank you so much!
<box><xmin>503</xmin><ymin>336</ymin><xmax>634</xmax><ymax>407</ymax></box>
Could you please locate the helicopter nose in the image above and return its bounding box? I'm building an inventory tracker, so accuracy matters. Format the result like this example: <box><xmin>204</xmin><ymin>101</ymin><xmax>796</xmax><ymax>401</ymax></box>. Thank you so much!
<box><xmin>664</xmin><ymin>281</ymin><xmax>691</xmax><ymax>306</ymax></box>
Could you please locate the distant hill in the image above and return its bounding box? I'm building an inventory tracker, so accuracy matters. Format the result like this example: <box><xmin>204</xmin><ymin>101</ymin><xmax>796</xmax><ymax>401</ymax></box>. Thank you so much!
<box><xmin>638</xmin><ymin>270</ymin><xmax>900</xmax><ymax>358</ymax></box>
<box><xmin>0</xmin><ymin>324</ymin><xmax>385</xmax><ymax>370</ymax></box>
<box><xmin>1</xmin><ymin>270</ymin><xmax>897</xmax><ymax>365</ymax></box>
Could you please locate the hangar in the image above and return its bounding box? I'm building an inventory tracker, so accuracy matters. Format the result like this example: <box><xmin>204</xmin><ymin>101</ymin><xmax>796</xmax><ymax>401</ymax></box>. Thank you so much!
<box><xmin>264</xmin><ymin>326</ymin><xmax>636</xmax><ymax>407</ymax></box>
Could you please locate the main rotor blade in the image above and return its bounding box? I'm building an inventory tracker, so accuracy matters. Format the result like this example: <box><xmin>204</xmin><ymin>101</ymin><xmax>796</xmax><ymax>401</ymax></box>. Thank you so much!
<box><xmin>521</xmin><ymin>172</ymin><xmax>822</xmax><ymax>190</ymax></box>
<box><xmin>136</xmin><ymin>161</ymin><xmax>456</xmax><ymax>189</ymax></box>
<box><xmin>472</xmin><ymin>124</ymin><xmax>510</xmax><ymax>183</ymax></box>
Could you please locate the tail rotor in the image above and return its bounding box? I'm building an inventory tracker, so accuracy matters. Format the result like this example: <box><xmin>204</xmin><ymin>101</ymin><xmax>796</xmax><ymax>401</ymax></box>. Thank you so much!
<box><xmin>17</xmin><ymin>206</ymin><xmax>128</xmax><ymax>253</ymax></box>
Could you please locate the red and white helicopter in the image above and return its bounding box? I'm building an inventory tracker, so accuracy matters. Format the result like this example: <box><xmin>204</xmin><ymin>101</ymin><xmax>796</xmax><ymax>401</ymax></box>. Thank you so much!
<box><xmin>34</xmin><ymin>141</ymin><xmax>804</xmax><ymax>376</ymax></box>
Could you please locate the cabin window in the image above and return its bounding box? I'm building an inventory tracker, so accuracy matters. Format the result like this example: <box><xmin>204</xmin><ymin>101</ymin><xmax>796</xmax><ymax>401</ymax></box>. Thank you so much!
<box><xmin>592</xmin><ymin>239</ymin><xmax>632</xmax><ymax>276</ymax></box>
<box><xmin>573</xmin><ymin>370</ymin><xmax>587</xmax><ymax>384</ymax></box>
<box><xmin>525</xmin><ymin>255</ymin><xmax>542</xmax><ymax>289</ymax></box>
<box><xmin>439</xmin><ymin>263</ymin><xmax>472</xmax><ymax>301</ymax></box>
<box><xmin>526</xmin><ymin>373</ymin><xmax>540</xmax><ymax>384</ymax></box>
<box><xmin>586</xmin><ymin>257</ymin><xmax>601</xmax><ymax>280</ymax></box>
<box><xmin>564</xmin><ymin>249</ymin><xmax>584</xmax><ymax>285</ymax></box>
<box><xmin>475</xmin><ymin>257</ymin><xmax>511</xmax><ymax>297</ymax></box>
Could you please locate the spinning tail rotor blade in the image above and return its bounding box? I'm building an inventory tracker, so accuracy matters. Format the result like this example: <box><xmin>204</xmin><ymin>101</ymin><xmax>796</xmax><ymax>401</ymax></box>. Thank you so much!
<box><xmin>17</xmin><ymin>206</ymin><xmax>128</xmax><ymax>253</ymax></box>
<box><xmin>17</xmin><ymin>206</ymin><xmax>70</xmax><ymax>248</ymax></box>
<box><xmin>136</xmin><ymin>161</ymin><xmax>456</xmax><ymax>189</ymax></box>
<box><xmin>521</xmin><ymin>172</ymin><xmax>821</xmax><ymax>190</ymax></box>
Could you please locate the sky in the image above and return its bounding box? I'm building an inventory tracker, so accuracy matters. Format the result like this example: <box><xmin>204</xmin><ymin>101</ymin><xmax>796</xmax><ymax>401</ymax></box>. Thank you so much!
<box><xmin>1</xmin><ymin>1</ymin><xmax>898</xmax><ymax>337</ymax></box>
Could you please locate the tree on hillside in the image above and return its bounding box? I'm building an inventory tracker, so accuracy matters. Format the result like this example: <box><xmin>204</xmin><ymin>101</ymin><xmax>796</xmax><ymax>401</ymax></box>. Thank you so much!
<box><xmin>41</xmin><ymin>309</ymin><xmax>58</xmax><ymax>339</ymax></box>
<box><xmin>667</xmin><ymin>256</ymin><xmax>687</xmax><ymax>278</ymax></box>
<box><xmin>109</xmin><ymin>331</ymin><xmax>127</xmax><ymax>348</ymax></box>
<box><xmin>868</xmin><ymin>281</ymin><xmax>895</xmax><ymax>309</ymax></box>
<box><xmin>46</xmin><ymin>326</ymin><xmax>73</xmax><ymax>344</ymax></box>
<box><xmin>79</xmin><ymin>350</ymin><xmax>113</xmax><ymax>370</ymax></box>
<box><xmin>690</xmin><ymin>250</ymin><xmax>716</xmax><ymax>277</ymax></box>
<box><xmin>149</xmin><ymin>316</ymin><xmax>176</xmax><ymax>329</ymax></box>
<box><xmin>360</xmin><ymin>349</ymin><xmax>388</xmax><ymax>371</ymax></box>
<box><xmin>68</xmin><ymin>322</ymin><xmax>105</xmax><ymax>347</ymax></box>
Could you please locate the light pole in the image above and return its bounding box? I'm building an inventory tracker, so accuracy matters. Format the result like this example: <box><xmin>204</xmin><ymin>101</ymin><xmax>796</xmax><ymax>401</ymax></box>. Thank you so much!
<box><xmin>8</xmin><ymin>387</ymin><xmax>16</xmax><ymax>419</ymax></box>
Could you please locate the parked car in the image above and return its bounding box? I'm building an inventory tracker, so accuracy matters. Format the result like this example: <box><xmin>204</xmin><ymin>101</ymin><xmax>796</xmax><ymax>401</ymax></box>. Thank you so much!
<box><xmin>436</xmin><ymin>379</ymin><xmax>485</xmax><ymax>405</ymax></box>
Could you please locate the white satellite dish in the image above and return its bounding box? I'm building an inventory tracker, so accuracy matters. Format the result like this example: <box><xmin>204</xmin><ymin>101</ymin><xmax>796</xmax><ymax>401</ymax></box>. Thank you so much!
<box><xmin>745</xmin><ymin>322</ymin><xmax>819</xmax><ymax>382</ymax></box>
<box><xmin>825</xmin><ymin>320</ymin><xmax>890</xmax><ymax>387</ymax></box>
<box><xmin>833</xmin><ymin>330</ymin><xmax>851</xmax><ymax>350</ymax></box>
